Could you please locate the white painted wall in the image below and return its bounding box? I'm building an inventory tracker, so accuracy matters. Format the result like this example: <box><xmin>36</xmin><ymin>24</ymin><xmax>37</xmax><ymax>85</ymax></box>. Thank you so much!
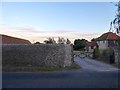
<box><xmin>88</xmin><ymin>46</ymin><xmax>97</xmax><ymax>53</ymax></box>
<box><xmin>97</xmin><ymin>40</ymin><xmax>108</xmax><ymax>50</ymax></box>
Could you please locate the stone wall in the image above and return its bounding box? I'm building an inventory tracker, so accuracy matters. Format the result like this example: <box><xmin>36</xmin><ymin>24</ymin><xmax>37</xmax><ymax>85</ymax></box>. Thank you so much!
<box><xmin>118</xmin><ymin>47</ymin><xmax>120</xmax><ymax>64</ymax></box>
<box><xmin>2</xmin><ymin>44</ymin><xmax>72</xmax><ymax>68</ymax></box>
<box><xmin>113</xmin><ymin>46</ymin><xmax>120</xmax><ymax>64</ymax></box>
<box><xmin>114</xmin><ymin>49</ymin><xmax>119</xmax><ymax>64</ymax></box>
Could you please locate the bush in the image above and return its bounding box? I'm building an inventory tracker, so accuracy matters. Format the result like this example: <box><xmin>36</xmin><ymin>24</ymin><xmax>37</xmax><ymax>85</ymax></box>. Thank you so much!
<box><xmin>98</xmin><ymin>48</ymin><xmax>115</xmax><ymax>64</ymax></box>
<box><xmin>93</xmin><ymin>48</ymin><xmax>100</xmax><ymax>59</ymax></box>
<box><xmin>99</xmin><ymin>49</ymin><xmax>109</xmax><ymax>63</ymax></box>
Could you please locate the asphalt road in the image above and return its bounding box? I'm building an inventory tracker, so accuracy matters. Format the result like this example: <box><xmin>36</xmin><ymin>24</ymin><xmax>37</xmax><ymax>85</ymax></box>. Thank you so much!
<box><xmin>2</xmin><ymin>57</ymin><xmax>120</xmax><ymax>88</ymax></box>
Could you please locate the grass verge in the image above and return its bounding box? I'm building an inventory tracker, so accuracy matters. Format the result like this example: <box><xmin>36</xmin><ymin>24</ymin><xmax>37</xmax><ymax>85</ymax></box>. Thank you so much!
<box><xmin>2</xmin><ymin>66</ymin><xmax>62</xmax><ymax>72</ymax></box>
<box><xmin>64</xmin><ymin>63</ymin><xmax>80</xmax><ymax>70</ymax></box>
<box><xmin>3</xmin><ymin>63</ymin><xmax>80</xmax><ymax>72</ymax></box>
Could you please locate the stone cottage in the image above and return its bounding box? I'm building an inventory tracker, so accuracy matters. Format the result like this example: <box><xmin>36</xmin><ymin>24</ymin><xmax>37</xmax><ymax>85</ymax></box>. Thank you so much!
<box><xmin>86</xmin><ymin>41</ymin><xmax>98</xmax><ymax>53</ymax></box>
<box><xmin>96</xmin><ymin>32</ymin><xmax>120</xmax><ymax>64</ymax></box>
<box><xmin>96</xmin><ymin>32</ymin><xmax>120</xmax><ymax>50</ymax></box>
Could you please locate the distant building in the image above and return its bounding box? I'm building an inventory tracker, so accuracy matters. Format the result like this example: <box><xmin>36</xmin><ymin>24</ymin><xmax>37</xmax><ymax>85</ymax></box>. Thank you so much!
<box><xmin>96</xmin><ymin>32</ymin><xmax>120</xmax><ymax>50</ymax></box>
<box><xmin>1</xmin><ymin>34</ymin><xmax>31</xmax><ymax>44</ymax></box>
<box><xmin>86</xmin><ymin>41</ymin><xmax>98</xmax><ymax>53</ymax></box>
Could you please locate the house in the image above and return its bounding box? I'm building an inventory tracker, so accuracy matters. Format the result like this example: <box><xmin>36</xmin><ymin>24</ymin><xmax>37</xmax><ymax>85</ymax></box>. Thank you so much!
<box><xmin>86</xmin><ymin>41</ymin><xmax>98</xmax><ymax>53</ymax></box>
<box><xmin>96</xmin><ymin>32</ymin><xmax>120</xmax><ymax>50</ymax></box>
<box><xmin>1</xmin><ymin>34</ymin><xmax>31</xmax><ymax>44</ymax></box>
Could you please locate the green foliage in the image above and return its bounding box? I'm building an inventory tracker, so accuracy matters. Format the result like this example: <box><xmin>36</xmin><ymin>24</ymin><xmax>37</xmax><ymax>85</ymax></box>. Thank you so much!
<box><xmin>34</xmin><ymin>42</ymin><xmax>41</xmax><ymax>44</ymax></box>
<box><xmin>74</xmin><ymin>39</ymin><xmax>81</xmax><ymax>45</ymax></box>
<box><xmin>98</xmin><ymin>48</ymin><xmax>115</xmax><ymax>64</ymax></box>
<box><xmin>93</xmin><ymin>48</ymin><xmax>100</xmax><ymax>59</ymax></box>
<box><xmin>57</xmin><ymin>37</ymin><xmax>66</xmax><ymax>44</ymax></box>
<box><xmin>3</xmin><ymin>66</ymin><xmax>63</xmax><ymax>72</ymax></box>
<box><xmin>101</xmin><ymin>49</ymin><xmax>108</xmax><ymax>60</ymax></box>
<box><xmin>110</xmin><ymin>2</ymin><xmax>120</xmax><ymax>34</ymax></box>
<box><xmin>44</xmin><ymin>37</ymin><xmax>71</xmax><ymax>44</ymax></box>
<box><xmin>65</xmin><ymin>63</ymin><xmax>80</xmax><ymax>70</ymax></box>
<box><xmin>44</xmin><ymin>37</ymin><xmax>56</xmax><ymax>44</ymax></box>
<box><xmin>66</xmin><ymin>38</ymin><xmax>71</xmax><ymax>44</ymax></box>
<box><xmin>3</xmin><ymin>63</ymin><xmax>80</xmax><ymax>72</ymax></box>
<box><xmin>91</xmin><ymin>38</ymin><xmax>97</xmax><ymax>41</ymax></box>
<box><xmin>73</xmin><ymin>39</ymin><xmax>87</xmax><ymax>51</ymax></box>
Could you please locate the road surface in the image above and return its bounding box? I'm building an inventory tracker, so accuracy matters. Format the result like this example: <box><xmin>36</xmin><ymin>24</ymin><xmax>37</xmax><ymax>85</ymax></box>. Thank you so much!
<box><xmin>2</xmin><ymin>57</ymin><xmax>120</xmax><ymax>88</ymax></box>
<box><xmin>74</xmin><ymin>56</ymin><xmax>119</xmax><ymax>72</ymax></box>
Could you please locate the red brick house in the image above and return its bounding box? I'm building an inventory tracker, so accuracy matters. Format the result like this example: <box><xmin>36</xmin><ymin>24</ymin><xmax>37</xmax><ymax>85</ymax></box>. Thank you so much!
<box><xmin>1</xmin><ymin>34</ymin><xmax>31</xmax><ymax>44</ymax></box>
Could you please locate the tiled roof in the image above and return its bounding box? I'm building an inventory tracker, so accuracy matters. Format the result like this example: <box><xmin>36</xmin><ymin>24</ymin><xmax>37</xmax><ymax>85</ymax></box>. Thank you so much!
<box><xmin>86</xmin><ymin>41</ymin><xmax>98</xmax><ymax>46</ymax></box>
<box><xmin>96</xmin><ymin>32</ymin><xmax>120</xmax><ymax>41</ymax></box>
<box><xmin>1</xmin><ymin>34</ymin><xmax>31</xmax><ymax>44</ymax></box>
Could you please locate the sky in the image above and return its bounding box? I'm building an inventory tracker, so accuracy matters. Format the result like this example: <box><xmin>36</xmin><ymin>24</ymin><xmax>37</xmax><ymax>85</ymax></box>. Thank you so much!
<box><xmin>0</xmin><ymin>2</ymin><xmax>118</xmax><ymax>43</ymax></box>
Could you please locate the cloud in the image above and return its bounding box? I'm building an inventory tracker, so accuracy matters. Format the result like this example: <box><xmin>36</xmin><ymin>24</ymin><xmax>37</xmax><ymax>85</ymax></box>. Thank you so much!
<box><xmin>0</xmin><ymin>24</ymin><xmax>102</xmax><ymax>43</ymax></box>
<box><xmin>14</xmin><ymin>27</ymin><xmax>45</xmax><ymax>33</ymax></box>
<box><xmin>54</xmin><ymin>30</ymin><xmax>73</xmax><ymax>33</ymax></box>
<box><xmin>33</xmin><ymin>31</ymin><xmax>102</xmax><ymax>43</ymax></box>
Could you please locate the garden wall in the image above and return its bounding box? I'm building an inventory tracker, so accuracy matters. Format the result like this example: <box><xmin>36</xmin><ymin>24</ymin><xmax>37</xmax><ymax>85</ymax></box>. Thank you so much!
<box><xmin>2</xmin><ymin>44</ymin><xmax>73</xmax><ymax>68</ymax></box>
<box><xmin>118</xmin><ymin>47</ymin><xmax>120</xmax><ymax>65</ymax></box>
<box><xmin>114</xmin><ymin>49</ymin><xmax>119</xmax><ymax>64</ymax></box>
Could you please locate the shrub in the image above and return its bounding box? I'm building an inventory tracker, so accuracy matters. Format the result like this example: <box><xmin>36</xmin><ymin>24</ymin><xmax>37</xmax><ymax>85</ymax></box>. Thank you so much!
<box><xmin>98</xmin><ymin>48</ymin><xmax>115</xmax><ymax>64</ymax></box>
<box><xmin>99</xmin><ymin>49</ymin><xmax>109</xmax><ymax>63</ymax></box>
<box><xmin>93</xmin><ymin>48</ymin><xmax>100</xmax><ymax>59</ymax></box>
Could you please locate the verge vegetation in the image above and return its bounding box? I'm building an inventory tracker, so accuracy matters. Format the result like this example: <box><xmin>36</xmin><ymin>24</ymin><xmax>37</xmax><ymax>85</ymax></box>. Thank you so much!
<box><xmin>3</xmin><ymin>62</ymin><xmax>80</xmax><ymax>72</ymax></box>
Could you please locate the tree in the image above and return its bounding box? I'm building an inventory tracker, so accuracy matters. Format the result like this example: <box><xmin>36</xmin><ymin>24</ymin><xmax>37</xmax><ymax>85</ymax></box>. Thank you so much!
<box><xmin>74</xmin><ymin>39</ymin><xmax>81</xmax><ymax>46</ymax></box>
<box><xmin>57</xmin><ymin>37</ymin><xmax>66</xmax><ymax>44</ymax></box>
<box><xmin>73</xmin><ymin>39</ymin><xmax>87</xmax><ymax>50</ymax></box>
<box><xmin>66</xmin><ymin>38</ymin><xmax>71</xmax><ymax>44</ymax></box>
<box><xmin>34</xmin><ymin>42</ymin><xmax>41</xmax><ymax>44</ymax></box>
<box><xmin>110</xmin><ymin>1</ymin><xmax>120</xmax><ymax>35</ymax></box>
<box><xmin>91</xmin><ymin>38</ymin><xmax>97</xmax><ymax>41</ymax></box>
<box><xmin>44</xmin><ymin>37</ymin><xmax>56</xmax><ymax>44</ymax></box>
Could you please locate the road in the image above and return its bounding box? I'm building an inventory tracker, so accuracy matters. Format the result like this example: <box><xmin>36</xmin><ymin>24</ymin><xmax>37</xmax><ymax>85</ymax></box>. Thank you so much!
<box><xmin>2</xmin><ymin>57</ymin><xmax>120</xmax><ymax>88</ymax></box>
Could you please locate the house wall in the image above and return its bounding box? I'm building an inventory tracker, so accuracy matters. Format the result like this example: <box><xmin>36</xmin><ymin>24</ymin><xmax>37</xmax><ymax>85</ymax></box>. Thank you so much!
<box><xmin>97</xmin><ymin>40</ymin><xmax>108</xmax><ymax>50</ymax></box>
<box><xmin>2</xmin><ymin>44</ymin><xmax>73</xmax><ymax>68</ymax></box>
<box><xmin>88</xmin><ymin>46</ymin><xmax>96</xmax><ymax>53</ymax></box>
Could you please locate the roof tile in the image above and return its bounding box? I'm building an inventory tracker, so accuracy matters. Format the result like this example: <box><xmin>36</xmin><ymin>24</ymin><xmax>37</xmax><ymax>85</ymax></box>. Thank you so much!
<box><xmin>1</xmin><ymin>34</ymin><xmax>31</xmax><ymax>44</ymax></box>
<box><xmin>96</xmin><ymin>32</ymin><xmax>120</xmax><ymax>41</ymax></box>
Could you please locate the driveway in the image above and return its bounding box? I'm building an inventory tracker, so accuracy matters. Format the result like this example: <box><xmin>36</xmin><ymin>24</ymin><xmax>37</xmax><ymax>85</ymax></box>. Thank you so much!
<box><xmin>74</xmin><ymin>56</ymin><xmax>119</xmax><ymax>72</ymax></box>
<box><xmin>2</xmin><ymin>57</ymin><xmax>120</xmax><ymax>88</ymax></box>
